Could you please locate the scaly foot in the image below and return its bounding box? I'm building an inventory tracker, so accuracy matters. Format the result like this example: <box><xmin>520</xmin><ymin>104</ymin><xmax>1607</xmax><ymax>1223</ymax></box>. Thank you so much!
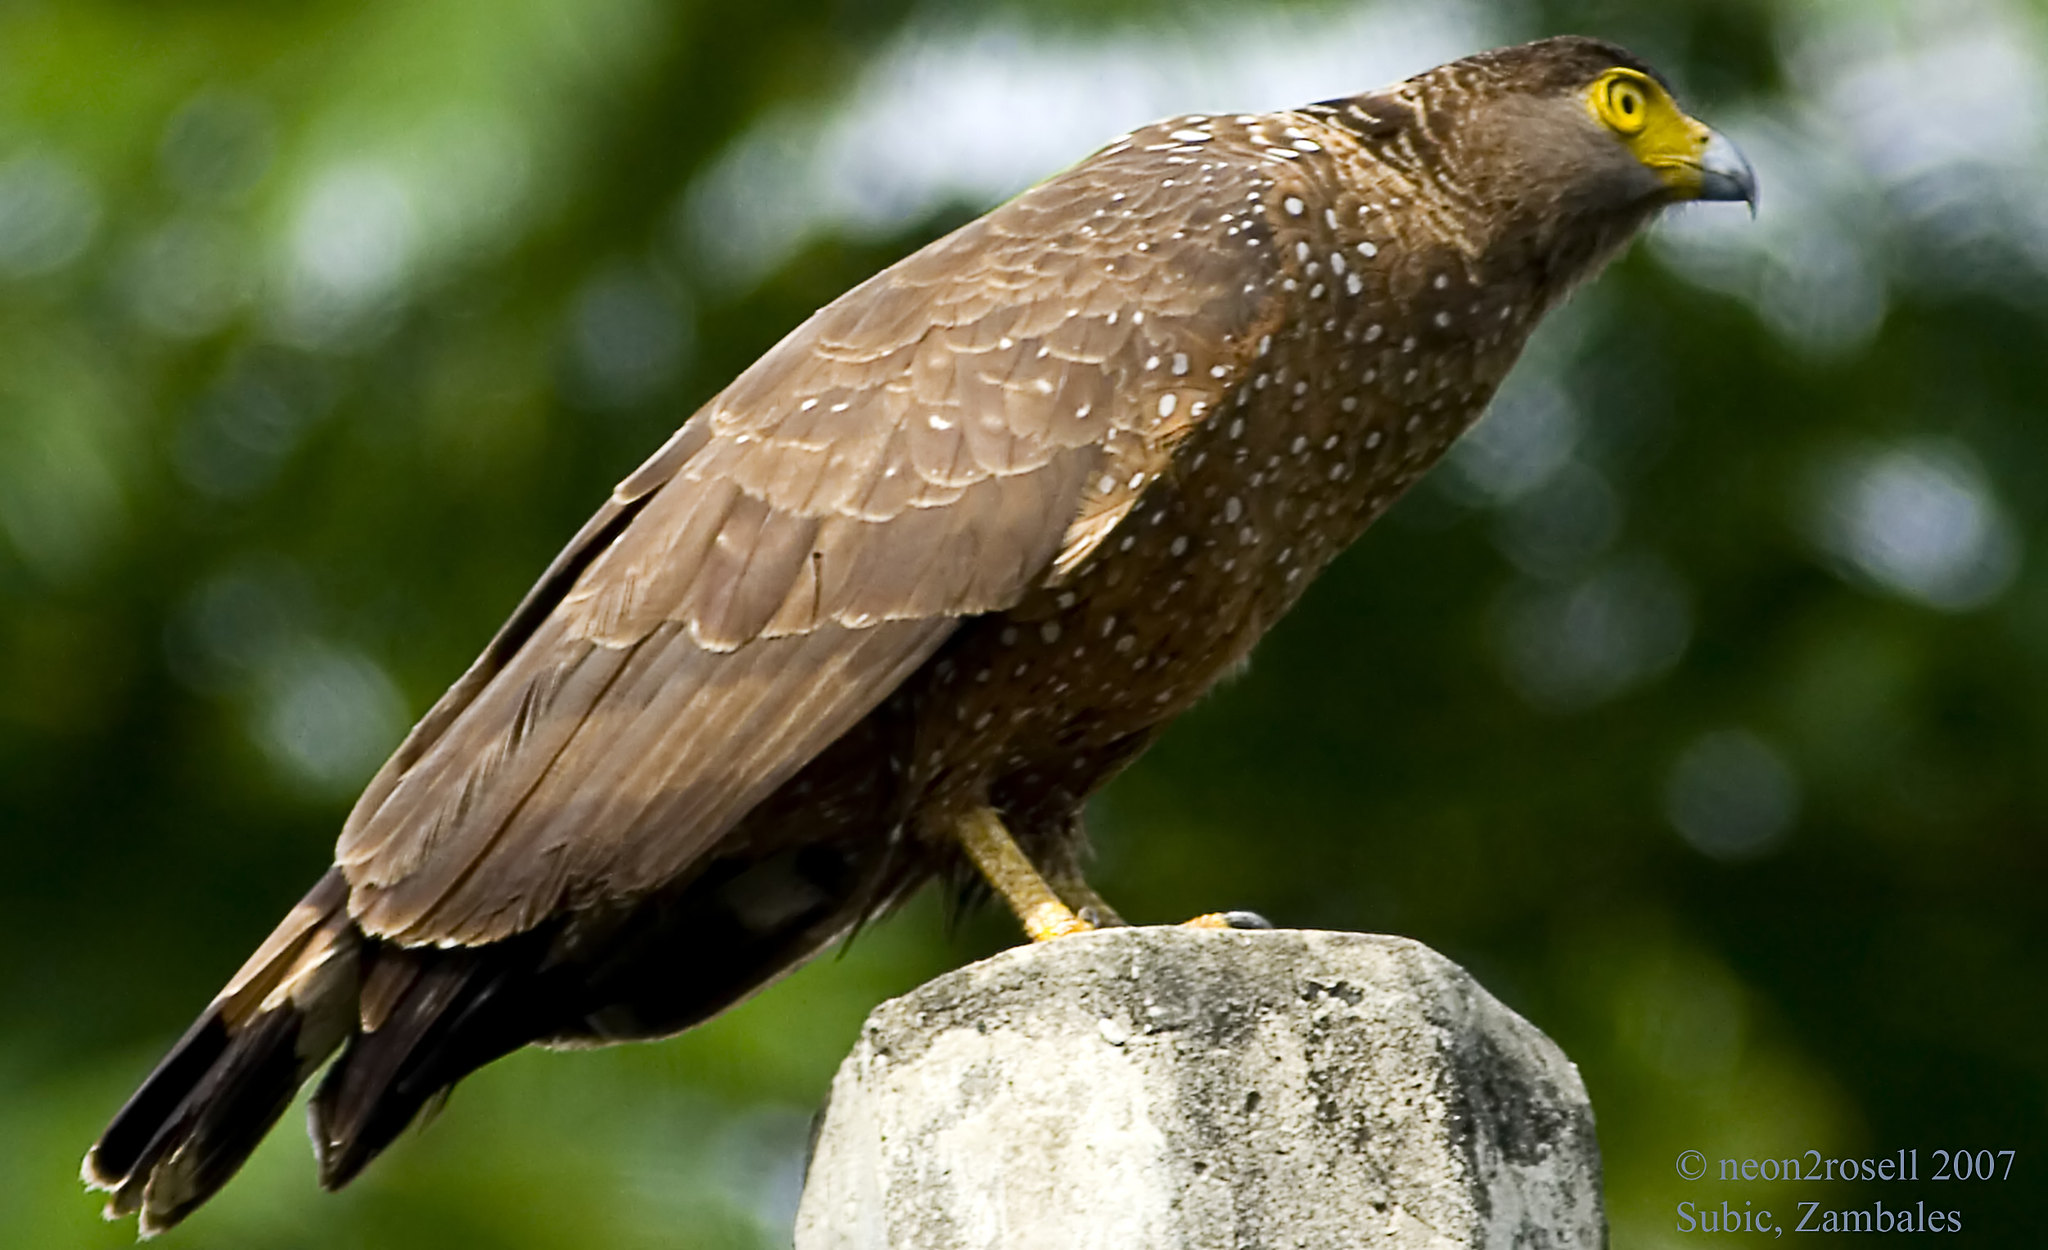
<box><xmin>1181</xmin><ymin>910</ymin><xmax>1274</xmax><ymax>930</ymax></box>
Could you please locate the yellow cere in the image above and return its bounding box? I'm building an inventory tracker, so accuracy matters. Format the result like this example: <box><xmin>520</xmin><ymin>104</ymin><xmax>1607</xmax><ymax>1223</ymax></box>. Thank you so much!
<box><xmin>1586</xmin><ymin>67</ymin><xmax>1717</xmax><ymax>197</ymax></box>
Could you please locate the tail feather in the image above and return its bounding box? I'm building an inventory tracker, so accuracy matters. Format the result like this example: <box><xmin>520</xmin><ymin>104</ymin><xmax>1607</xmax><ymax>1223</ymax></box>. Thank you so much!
<box><xmin>82</xmin><ymin>1011</ymin><xmax>232</xmax><ymax>1195</ymax></box>
<box><xmin>83</xmin><ymin>835</ymin><xmax>898</xmax><ymax>1231</ymax></box>
<box><xmin>310</xmin><ymin>945</ymin><xmax>534</xmax><ymax>1189</ymax></box>
<box><xmin>102</xmin><ymin>1009</ymin><xmax>305</xmax><ymax>1232</ymax></box>
<box><xmin>84</xmin><ymin>871</ymin><xmax>360</xmax><ymax>1236</ymax></box>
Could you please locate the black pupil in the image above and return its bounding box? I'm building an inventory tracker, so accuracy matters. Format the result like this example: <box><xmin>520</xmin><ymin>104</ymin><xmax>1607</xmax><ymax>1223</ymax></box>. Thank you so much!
<box><xmin>1622</xmin><ymin>93</ymin><xmax>1636</xmax><ymax>113</ymax></box>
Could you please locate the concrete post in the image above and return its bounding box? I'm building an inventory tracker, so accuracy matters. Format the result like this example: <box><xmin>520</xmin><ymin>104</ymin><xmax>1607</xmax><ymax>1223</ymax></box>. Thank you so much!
<box><xmin>794</xmin><ymin>928</ymin><xmax>1603</xmax><ymax>1250</ymax></box>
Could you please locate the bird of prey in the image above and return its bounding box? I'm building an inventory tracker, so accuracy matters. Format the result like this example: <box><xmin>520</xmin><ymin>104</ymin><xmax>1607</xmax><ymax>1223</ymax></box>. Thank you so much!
<box><xmin>86</xmin><ymin>35</ymin><xmax>1753</xmax><ymax>1233</ymax></box>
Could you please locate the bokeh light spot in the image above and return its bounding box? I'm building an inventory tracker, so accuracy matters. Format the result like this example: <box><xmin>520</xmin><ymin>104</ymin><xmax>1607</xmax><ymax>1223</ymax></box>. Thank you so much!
<box><xmin>566</xmin><ymin>264</ymin><xmax>693</xmax><ymax>410</ymax></box>
<box><xmin>123</xmin><ymin>216</ymin><xmax>252</xmax><ymax>339</ymax></box>
<box><xmin>255</xmin><ymin>641</ymin><xmax>407</xmax><ymax>796</ymax></box>
<box><xmin>1808</xmin><ymin>438</ymin><xmax>2019</xmax><ymax>611</ymax></box>
<box><xmin>159</xmin><ymin>90</ymin><xmax>277</xmax><ymax>202</ymax></box>
<box><xmin>0</xmin><ymin>151</ymin><xmax>100</xmax><ymax>279</ymax></box>
<box><xmin>277</xmin><ymin>162</ymin><xmax>419</xmax><ymax>345</ymax></box>
<box><xmin>1664</xmin><ymin>730</ymin><xmax>1800</xmax><ymax>862</ymax></box>
<box><xmin>1445</xmin><ymin>379</ymin><xmax>1581</xmax><ymax>504</ymax></box>
<box><xmin>1491</xmin><ymin>554</ymin><xmax>1693</xmax><ymax>711</ymax></box>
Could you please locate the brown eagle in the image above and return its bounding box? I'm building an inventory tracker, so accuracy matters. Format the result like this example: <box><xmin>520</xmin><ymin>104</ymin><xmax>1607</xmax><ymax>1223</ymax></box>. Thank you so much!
<box><xmin>86</xmin><ymin>35</ymin><xmax>1753</xmax><ymax>1232</ymax></box>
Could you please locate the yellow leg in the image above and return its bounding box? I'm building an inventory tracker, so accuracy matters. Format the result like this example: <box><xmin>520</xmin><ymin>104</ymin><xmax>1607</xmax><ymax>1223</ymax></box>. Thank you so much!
<box><xmin>956</xmin><ymin>808</ymin><xmax>1093</xmax><ymax>942</ymax></box>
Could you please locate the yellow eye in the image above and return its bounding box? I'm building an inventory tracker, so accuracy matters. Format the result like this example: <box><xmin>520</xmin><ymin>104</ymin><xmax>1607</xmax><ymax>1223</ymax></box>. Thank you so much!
<box><xmin>1593</xmin><ymin>70</ymin><xmax>1653</xmax><ymax>136</ymax></box>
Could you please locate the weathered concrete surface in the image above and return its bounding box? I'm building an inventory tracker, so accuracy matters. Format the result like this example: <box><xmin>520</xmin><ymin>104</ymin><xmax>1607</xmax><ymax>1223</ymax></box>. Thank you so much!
<box><xmin>794</xmin><ymin>928</ymin><xmax>1603</xmax><ymax>1250</ymax></box>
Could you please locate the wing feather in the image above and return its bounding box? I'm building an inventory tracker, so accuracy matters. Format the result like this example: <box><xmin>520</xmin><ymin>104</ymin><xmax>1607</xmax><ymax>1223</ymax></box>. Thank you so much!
<box><xmin>334</xmin><ymin>126</ymin><xmax>1285</xmax><ymax>947</ymax></box>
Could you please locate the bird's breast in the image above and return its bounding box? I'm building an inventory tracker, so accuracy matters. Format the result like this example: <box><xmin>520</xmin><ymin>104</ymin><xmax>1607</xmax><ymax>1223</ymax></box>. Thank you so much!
<box><xmin>897</xmin><ymin>115</ymin><xmax>1559</xmax><ymax>834</ymax></box>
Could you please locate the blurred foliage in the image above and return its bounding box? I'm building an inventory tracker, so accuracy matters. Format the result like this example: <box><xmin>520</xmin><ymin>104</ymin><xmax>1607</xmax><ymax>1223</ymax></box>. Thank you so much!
<box><xmin>2</xmin><ymin>0</ymin><xmax>2043</xmax><ymax>1246</ymax></box>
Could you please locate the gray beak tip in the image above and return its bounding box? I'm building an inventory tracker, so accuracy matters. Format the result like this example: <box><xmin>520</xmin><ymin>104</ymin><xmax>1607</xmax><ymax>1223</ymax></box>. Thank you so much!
<box><xmin>1697</xmin><ymin>128</ymin><xmax>1759</xmax><ymax>214</ymax></box>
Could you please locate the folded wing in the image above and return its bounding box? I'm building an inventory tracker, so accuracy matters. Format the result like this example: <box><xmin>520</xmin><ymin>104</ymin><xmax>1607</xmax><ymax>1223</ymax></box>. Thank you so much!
<box><xmin>334</xmin><ymin>135</ymin><xmax>1274</xmax><ymax>947</ymax></box>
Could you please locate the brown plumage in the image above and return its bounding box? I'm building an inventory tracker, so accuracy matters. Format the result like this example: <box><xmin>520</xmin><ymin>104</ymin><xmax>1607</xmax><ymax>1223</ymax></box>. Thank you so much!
<box><xmin>85</xmin><ymin>36</ymin><xmax>1753</xmax><ymax>1233</ymax></box>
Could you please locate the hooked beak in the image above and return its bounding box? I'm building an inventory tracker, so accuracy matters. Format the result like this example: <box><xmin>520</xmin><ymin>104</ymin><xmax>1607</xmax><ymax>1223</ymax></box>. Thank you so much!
<box><xmin>1692</xmin><ymin>127</ymin><xmax>1758</xmax><ymax>214</ymax></box>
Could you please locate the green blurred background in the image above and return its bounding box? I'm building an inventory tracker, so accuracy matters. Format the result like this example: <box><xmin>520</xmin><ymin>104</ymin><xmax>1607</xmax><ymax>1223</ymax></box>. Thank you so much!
<box><xmin>3</xmin><ymin>0</ymin><xmax>2042</xmax><ymax>1245</ymax></box>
